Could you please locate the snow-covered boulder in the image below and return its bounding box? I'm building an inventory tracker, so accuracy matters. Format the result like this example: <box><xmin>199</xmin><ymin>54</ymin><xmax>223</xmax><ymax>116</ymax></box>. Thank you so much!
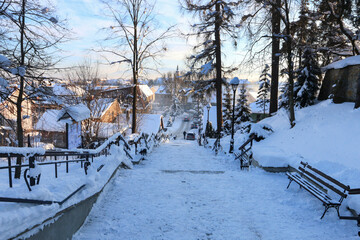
<box><xmin>319</xmin><ymin>56</ymin><xmax>360</xmax><ymax>108</ymax></box>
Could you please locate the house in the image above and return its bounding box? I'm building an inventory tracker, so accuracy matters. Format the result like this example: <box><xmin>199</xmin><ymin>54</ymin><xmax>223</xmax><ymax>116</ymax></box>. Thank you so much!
<box><xmin>57</xmin><ymin>104</ymin><xmax>90</xmax><ymax>149</ymax></box>
<box><xmin>0</xmin><ymin>88</ymin><xmax>34</xmax><ymax>133</ymax></box>
<box><xmin>32</xmin><ymin>83</ymin><xmax>84</xmax><ymax>115</ymax></box>
<box><xmin>99</xmin><ymin>84</ymin><xmax>155</xmax><ymax>113</ymax></box>
<box><xmin>91</xmin><ymin>98</ymin><xmax>121</xmax><ymax>123</ymax></box>
<box><xmin>154</xmin><ymin>85</ymin><xmax>172</xmax><ymax>107</ymax></box>
<box><xmin>34</xmin><ymin>109</ymin><xmax>66</xmax><ymax>148</ymax></box>
<box><xmin>33</xmin><ymin>104</ymin><xmax>91</xmax><ymax>148</ymax></box>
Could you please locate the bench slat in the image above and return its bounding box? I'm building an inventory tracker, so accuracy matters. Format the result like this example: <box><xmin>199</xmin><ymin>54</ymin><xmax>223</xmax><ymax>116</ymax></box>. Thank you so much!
<box><xmin>298</xmin><ymin>167</ymin><xmax>347</xmax><ymax>198</ymax></box>
<box><xmin>287</xmin><ymin>172</ymin><xmax>339</xmax><ymax>204</ymax></box>
<box><xmin>306</xmin><ymin>165</ymin><xmax>349</xmax><ymax>191</ymax></box>
<box><xmin>289</xmin><ymin>175</ymin><xmax>336</xmax><ymax>204</ymax></box>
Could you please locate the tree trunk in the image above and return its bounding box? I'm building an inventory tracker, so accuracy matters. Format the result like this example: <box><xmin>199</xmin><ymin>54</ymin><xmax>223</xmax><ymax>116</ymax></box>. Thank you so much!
<box><xmin>270</xmin><ymin>0</ymin><xmax>281</xmax><ymax>115</ymax></box>
<box><xmin>285</xmin><ymin>0</ymin><xmax>295</xmax><ymax>127</ymax></box>
<box><xmin>215</xmin><ymin>1</ymin><xmax>223</xmax><ymax>135</ymax></box>
<box><xmin>132</xmin><ymin>18</ymin><xmax>138</xmax><ymax>134</ymax></box>
<box><xmin>14</xmin><ymin>0</ymin><xmax>26</xmax><ymax>179</ymax></box>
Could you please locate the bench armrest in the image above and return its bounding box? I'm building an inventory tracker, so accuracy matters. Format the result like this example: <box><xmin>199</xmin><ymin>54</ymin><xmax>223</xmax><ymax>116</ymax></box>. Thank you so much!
<box><xmin>349</xmin><ymin>188</ymin><xmax>360</xmax><ymax>195</ymax></box>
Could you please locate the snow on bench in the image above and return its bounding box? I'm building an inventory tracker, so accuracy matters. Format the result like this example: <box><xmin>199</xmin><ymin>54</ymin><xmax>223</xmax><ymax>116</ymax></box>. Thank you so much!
<box><xmin>286</xmin><ymin>161</ymin><xmax>350</xmax><ymax>219</ymax></box>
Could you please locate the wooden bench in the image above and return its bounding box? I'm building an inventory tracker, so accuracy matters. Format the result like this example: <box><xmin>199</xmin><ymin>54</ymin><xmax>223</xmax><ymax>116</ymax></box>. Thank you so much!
<box><xmin>340</xmin><ymin>188</ymin><xmax>360</xmax><ymax>236</ymax></box>
<box><xmin>286</xmin><ymin>161</ymin><xmax>350</xmax><ymax>219</ymax></box>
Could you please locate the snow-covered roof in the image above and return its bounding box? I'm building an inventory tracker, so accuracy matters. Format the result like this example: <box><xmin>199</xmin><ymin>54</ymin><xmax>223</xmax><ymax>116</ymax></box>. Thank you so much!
<box><xmin>150</xmin><ymin>86</ymin><xmax>159</xmax><ymax>94</ymax></box>
<box><xmin>322</xmin><ymin>55</ymin><xmax>360</xmax><ymax>71</ymax></box>
<box><xmin>58</xmin><ymin>104</ymin><xmax>90</xmax><ymax>123</ymax></box>
<box><xmin>52</xmin><ymin>83</ymin><xmax>75</xmax><ymax>96</ymax></box>
<box><xmin>100</xmin><ymin>78</ymin><xmax>131</xmax><ymax>86</ymax></box>
<box><xmin>155</xmin><ymin>77</ymin><xmax>164</xmax><ymax>85</ymax></box>
<box><xmin>139</xmin><ymin>85</ymin><xmax>154</xmax><ymax>98</ymax></box>
<box><xmin>91</xmin><ymin>98</ymin><xmax>117</xmax><ymax>118</ymax></box>
<box><xmin>35</xmin><ymin>109</ymin><xmax>65</xmax><ymax>132</ymax></box>
<box><xmin>155</xmin><ymin>85</ymin><xmax>169</xmax><ymax>95</ymax></box>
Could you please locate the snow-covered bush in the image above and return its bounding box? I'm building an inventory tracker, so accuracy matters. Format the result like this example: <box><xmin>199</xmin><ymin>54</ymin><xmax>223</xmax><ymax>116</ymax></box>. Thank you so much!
<box><xmin>237</xmin><ymin>122</ymin><xmax>273</xmax><ymax>142</ymax></box>
<box><xmin>249</xmin><ymin>123</ymin><xmax>273</xmax><ymax>141</ymax></box>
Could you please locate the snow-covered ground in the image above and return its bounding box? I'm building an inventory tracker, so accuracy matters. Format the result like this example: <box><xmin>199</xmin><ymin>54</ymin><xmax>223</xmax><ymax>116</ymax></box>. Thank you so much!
<box><xmin>74</xmin><ymin>140</ymin><xmax>358</xmax><ymax>240</ymax></box>
<box><xmin>228</xmin><ymin>100</ymin><xmax>360</xmax><ymax>213</ymax></box>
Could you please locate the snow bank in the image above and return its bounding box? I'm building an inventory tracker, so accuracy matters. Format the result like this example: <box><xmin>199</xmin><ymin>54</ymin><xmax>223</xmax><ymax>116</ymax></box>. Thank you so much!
<box><xmin>0</xmin><ymin>146</ymin><xmax>45</xmax><ymax>156</ymax></box>
<box><xmin>248</xmin><ymin>100</ymin><xmax>360</xmax><ymax>187</ymax></box>
<box><xmin>138</xmin><ymin>114</ymin><xmax>162</xmax><ymax>135</ymax></box>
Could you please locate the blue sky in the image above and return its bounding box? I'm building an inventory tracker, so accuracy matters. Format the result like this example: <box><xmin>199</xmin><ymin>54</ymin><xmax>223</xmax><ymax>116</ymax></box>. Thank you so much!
<box><xmin>54</xmin><ymin>0</ymin><xmax>258</xmax><ymax>81</ymax></box>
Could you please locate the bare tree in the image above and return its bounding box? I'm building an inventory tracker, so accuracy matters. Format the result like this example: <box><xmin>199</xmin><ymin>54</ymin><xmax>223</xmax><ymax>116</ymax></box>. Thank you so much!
<box><xmin>65</xmin><ymin>60</ymin><xmax>104</xmax><ymax>145</ymax></box>
<box><xmin>99</xmin><ymin>0</ymin><xmax>174</xmax><ymax>133</ymax></box>
<box><xmin>0</xmin><ymin>0</ymin><xmax>69</xmax><ymax>177</ymax></box>
<box><xmin>241</xmin><ymin>0</ymin><xmax>296</xmax><ymax>127</ymax></box>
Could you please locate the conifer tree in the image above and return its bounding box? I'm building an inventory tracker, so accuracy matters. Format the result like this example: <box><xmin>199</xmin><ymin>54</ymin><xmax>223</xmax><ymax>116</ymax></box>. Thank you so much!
<box><xmin>294</xmin><ymin>48</ymin><xmax>321</xmax><ymax>108</ymax></box>
<box><xmin>256</xmin><ymin>64</ymin><xmax>271</xmax><ymax>115</ymax></box>
<box><xmin>314</xmin><ymin>0</ymin><xmax>354</xmax><ymax>65</ymax></box>
<box><xmin>181</xmin><ymin>0</ymin><xmax>241</xmax><ymax>134</ymax></box>
<box><xmin>278</xmin><ymin>82</ymin><xmax>290</xmax><ymax>110</ymax></box>
<box><xmin>234</xmin><ymin>82</ymin><xmax>251</xmax><ymax>127</ymax></box>
<box><xmin>222</xmin><ymin>85</ymin><xmax>232</xmax><ymax>135</ymax></box>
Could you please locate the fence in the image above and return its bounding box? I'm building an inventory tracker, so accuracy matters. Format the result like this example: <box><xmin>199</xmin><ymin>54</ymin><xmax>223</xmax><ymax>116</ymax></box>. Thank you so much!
<box><xmin>0</xmin><ymin>129</ymin><xmax>168</xmax><ymax>205</ymax></box>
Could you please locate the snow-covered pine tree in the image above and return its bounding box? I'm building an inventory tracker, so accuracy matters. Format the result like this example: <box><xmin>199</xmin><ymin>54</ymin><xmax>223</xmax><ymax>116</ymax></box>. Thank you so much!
<box><xmin>256</xmin><ymin>64</ymin><xmax>271</xmax><ymax>115</ymax></box>
<box><xmin>294</xmin><ymin>48</ymin><xmax>321</xmax><ymax>108</ymax></box>
<box><xmin>169</xmin><ymin>95</ymin><xmax>182</xmax><ymax>119</ymax></box>
<box><xmin>234</xmin><ymin>82</ymin><xmax>251</xmax><ymax>127</ymax></box>
<box><xmin>314</xmin><ymin>0</ymin><xmax>360</xmax><ymax>64</ymax></box>
<box><xmin>278</xmin><ymin>82</ymin><xmax>290</xmax><ymax>110</ymax></box>
<box><xmin>181</xmin><ymin>0</ymin><xmax>241</xmax><ymax>133</ymax></box>
<box><xmin>222</xmin><ymin>85</ymin><xmax>232</xmax><ymax>135</ymax></box>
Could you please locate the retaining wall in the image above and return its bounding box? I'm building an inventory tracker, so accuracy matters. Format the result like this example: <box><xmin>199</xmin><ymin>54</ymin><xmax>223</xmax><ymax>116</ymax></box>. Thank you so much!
<box><xmin>12</xmin><ymin>164</ymin><xmax>123</xmax><ymax>240</ymax></box>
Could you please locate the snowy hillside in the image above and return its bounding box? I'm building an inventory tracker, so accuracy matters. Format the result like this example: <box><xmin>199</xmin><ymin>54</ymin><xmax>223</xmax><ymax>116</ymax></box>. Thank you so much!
<box><xmin>243</xmin><ymin>100</ymin><xmax>360</xmax><ymax>211</ymax></box>
<box><xmin>251</xmin><ymin>100</ymin><xmax>360</xmax><ymax>173</ymax></box>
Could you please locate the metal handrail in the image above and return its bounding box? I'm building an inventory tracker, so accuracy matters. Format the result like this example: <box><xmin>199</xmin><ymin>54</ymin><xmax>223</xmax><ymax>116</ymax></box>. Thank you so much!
<box><xmin>234</xmin><ymin>135</ymin><xmax>256</xmax><ymax>169</ymax></box>
<box><xmin>212</xmin><ymin>135</ymin><xmax>222</xmax><ymax>155</ymax></box>
<box><xmin>0</xmin><ymin>129</ymin><xmax>169</xmax><ymax>205</ymax></box>
<box><xmin>0</xmin><ymin>132</ymin><xmax>132</xmax><ymax>190</ymax></box>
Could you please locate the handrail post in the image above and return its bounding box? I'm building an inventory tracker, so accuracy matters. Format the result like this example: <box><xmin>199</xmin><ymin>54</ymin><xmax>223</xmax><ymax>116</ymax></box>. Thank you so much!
<box><xmin>55</xmin><ymin>156</ymin><xmax>58</xmax><ymax>178</ymax></box>
<box><xmin>29</xmin><ymin>155</ymin><xmax>36</xmax><ymax>186</ymax></box>
<box><xmin>8</xmin><ymin>157</ymin><xmax>12</xmax><ymax>188</ymax></box>
<box><xmin>66</xmin><ymin>155</ymin><xmax>69</xmax><ymax>173</ymax></box>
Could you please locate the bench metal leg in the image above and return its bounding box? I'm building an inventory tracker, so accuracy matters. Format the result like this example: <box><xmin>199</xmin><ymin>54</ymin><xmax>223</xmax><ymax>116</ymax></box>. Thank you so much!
<box><xmin>286</xmin><ymin>179</ymin><xmax>293</xmax><ymax>189</ymax></box>
<box><xmin>335</xmin><ymin>206</ymin><xmax>340</xmax><ymax>218</ymax></box>
<box><xmin>321</xmin><ymin>205</ymin><xmax>330</xmax><ymax>219</ymax></box>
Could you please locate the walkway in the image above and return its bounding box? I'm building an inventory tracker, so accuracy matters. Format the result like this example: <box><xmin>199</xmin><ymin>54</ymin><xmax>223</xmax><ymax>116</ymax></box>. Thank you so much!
<box><xmin>73</xmin><ymin>140</ymin><xmax>357</xmax><ymax>240</ymax></box>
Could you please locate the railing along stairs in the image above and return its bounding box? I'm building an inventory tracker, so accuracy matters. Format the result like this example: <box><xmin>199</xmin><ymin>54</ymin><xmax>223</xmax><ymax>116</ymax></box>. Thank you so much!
<box><xmin>0</xmin><ymin>132</ymin><xmax>134</xmax><ymax>204</ymax></box>
<box><xmin>234</xmin><ymin>134</ymin><xmax>256</xmax><ymax>170</ymax></box>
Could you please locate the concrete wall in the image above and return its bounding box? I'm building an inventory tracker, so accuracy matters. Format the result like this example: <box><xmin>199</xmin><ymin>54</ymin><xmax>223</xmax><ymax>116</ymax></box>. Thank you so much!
<box><xmin>13</xmin><ymin>164</ymin><xmax>123</xmax><ymax>240</ymax></box>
